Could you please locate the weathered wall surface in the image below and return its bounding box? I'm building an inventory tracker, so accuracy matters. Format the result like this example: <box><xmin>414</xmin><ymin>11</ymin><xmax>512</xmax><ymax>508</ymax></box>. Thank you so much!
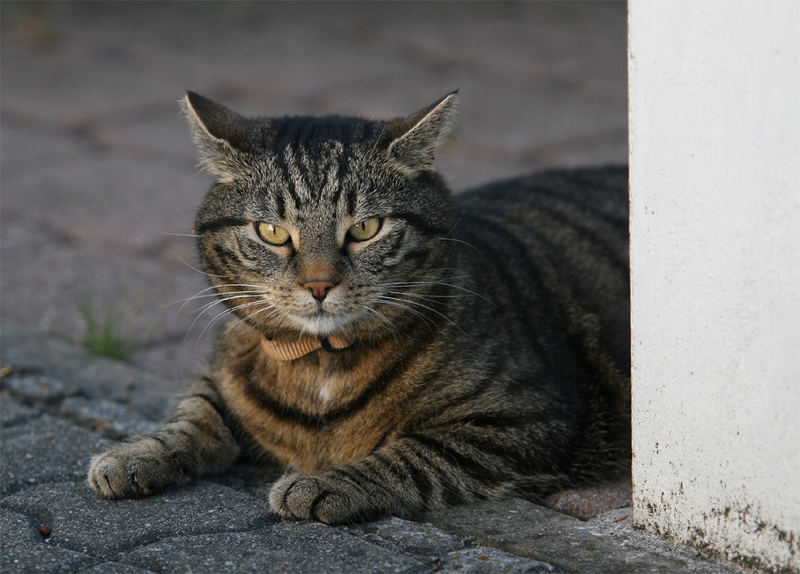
<box><xmin>629</xmin><ymin>1</ymin><xmax>800</xmax><ymax>572</ymax></box>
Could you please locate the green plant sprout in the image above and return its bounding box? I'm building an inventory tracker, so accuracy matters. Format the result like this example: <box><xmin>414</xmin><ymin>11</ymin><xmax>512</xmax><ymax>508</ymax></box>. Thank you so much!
<box><xmin>78</xmin><ymin>303</ymin><xmax>145</xmax><ymax>361</ymax></box>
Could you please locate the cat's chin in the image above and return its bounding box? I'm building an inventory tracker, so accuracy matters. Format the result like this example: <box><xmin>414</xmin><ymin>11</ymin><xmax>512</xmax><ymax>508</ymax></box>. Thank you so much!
<box><xmin>287</xmin><ymin>310</ymin><xmax>362</xmax><ymax>338</ymax></box>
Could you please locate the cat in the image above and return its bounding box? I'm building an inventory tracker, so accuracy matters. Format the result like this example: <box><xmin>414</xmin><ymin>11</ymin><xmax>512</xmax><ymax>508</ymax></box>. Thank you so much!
<box><xmin>88</xmin><ymin>91</ymin><xmax>630</xmax><ymax>525</ymax></box>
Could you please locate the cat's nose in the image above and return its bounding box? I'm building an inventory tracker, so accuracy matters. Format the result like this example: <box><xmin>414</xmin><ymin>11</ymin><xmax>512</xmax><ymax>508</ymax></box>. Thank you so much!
<box><xmin>302</xmin><ymin>280</ymin><xmax>337</xmax><ymax>302</ymax></box>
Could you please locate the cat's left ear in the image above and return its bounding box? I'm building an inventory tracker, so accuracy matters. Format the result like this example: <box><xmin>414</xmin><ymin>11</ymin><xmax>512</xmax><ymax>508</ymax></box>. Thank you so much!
<box><xmin>380</xmin><ymin>91</ymin><xmax>459</xmax><ymax>176</ymax></box>
<box><xmin>181</xmin><ymin>91</ymin><xmax>266</xmax><ymax>182</ymax></box>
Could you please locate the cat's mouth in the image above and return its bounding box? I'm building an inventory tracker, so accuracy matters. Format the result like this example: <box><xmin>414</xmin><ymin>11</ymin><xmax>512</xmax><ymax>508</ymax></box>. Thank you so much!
<box><xmin>289</xmin><ymin>308</ymin><xmax>362</xmax><ymax>337</ymax></box>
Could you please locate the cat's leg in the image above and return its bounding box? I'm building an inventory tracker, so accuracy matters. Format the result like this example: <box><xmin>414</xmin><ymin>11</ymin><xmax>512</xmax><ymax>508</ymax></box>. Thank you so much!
<box><xmin>88</xmin><ymin>378</ymin><xmax>239</xmax><ymax>499</ymax></box>
<box><xmin>269</xmin><ymin>426</ymin><xmax>568</xmax><ymax>524</ymax></box>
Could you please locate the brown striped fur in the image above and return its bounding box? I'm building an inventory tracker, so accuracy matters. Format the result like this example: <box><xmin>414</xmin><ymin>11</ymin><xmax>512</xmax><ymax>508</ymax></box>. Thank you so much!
<box><xmin>88</xmin><ymin>92</ymin><xmax>630</xmax><ymax>524</ymax></box>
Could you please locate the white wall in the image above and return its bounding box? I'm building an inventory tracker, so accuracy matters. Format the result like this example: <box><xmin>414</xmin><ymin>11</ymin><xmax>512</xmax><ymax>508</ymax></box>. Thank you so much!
<box><xmin>629</xmin><ymin>1</ymin><xmax>800</xmax><ymax>572</ymax></box>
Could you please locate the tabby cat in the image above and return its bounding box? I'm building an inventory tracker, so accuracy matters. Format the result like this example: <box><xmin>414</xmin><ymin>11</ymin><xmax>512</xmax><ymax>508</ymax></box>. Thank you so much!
<box><xmin>88</xmin><ymin>91</ymin><xmax>630</xmax><ymax>525</ymax></box>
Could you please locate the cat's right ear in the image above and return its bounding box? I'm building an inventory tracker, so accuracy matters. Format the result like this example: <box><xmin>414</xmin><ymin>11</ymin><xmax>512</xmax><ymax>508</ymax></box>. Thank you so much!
<box><xmin>181</xmin><ymin>92</ymin><xmax>265</xmax><ymax>182</ymax></box>
<box><xmin>379</xmin><ymin>91</ymin><xmax>459</xmax><ymax>177</ymax></box>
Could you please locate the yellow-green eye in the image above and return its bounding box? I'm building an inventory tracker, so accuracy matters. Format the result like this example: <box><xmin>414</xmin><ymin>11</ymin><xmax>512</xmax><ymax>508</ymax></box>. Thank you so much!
<box><xmin>255</xmin><ymin>222</ymin><xmax>291</xmax><ymax>246</ymax></box>
<box><xmin>347</xmin><ymin>217</ymin><xmax>382</xmax><ymax>242</ymax></box>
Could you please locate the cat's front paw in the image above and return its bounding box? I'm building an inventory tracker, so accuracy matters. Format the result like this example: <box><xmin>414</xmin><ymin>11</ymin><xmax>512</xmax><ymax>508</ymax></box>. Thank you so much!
<box><xmin>268</xmin><ymin>472</ymin><xmax>374</xmax><ymax>525</ymax></box>
<box><xmin>88</xmin><ymin>437</ymin><xmax>184</xmax><ymax>499</ymax></box>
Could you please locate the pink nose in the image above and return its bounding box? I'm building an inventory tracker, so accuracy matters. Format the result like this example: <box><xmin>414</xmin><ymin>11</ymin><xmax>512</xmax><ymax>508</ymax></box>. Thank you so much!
<box><xmin>302</xmin><ymin>280</ymin><xmax>336</xmax><ymax>302</ymax></box>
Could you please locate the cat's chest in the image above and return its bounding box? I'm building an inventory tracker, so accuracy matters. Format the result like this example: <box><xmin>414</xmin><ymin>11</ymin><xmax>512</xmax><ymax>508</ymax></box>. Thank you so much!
<box><xmin>297</xmin><ymin>370</ymin><xmax>345</xmax><ymax>407</ymax></box>
<box><xmin>273</xmin><ymin>357</ymin><xmax>367</xmax><ymax>412</ymax></box>
<box><xmin>220</xmin><ymin>351</ymin><xmax>404</xmax><ymax>472</ymax></box>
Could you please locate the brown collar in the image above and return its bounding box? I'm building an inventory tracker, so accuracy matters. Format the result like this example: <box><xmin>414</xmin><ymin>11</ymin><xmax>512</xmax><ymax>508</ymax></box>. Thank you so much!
<box><xmin>260</xmin><ymin>334</ymin><xmax>351</xmax><ymax>361</ymax></box>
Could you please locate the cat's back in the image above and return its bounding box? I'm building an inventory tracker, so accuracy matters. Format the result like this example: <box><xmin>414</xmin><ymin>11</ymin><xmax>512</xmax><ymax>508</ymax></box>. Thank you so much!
<box><xmin>451</xmin><ymin>166</ymin><xmax>630</xmax><ymax>380</ymax></box>
<box><xmin>454</xmin><ymin>167</ymin><xmax>628</xmax><ymax>250</ymax></box>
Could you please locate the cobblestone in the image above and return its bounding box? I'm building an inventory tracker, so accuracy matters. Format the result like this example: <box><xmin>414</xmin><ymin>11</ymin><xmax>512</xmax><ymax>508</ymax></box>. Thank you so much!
<box><xmin>0</xmin><ymin>394</ymin><xmax>39</xmax><ymax>428</ymax></box>
<box><xmin>1</xmin><ymin>417</ymin><xmax>112</xmax><ymax>496</ymax></box>
<box><xmin>120</xmin><ymin>523</ymin><xmax>426</xmax><ymax>574</ymax></box>
<box><xmin>1</xmin><ymin>509</ymin><xmax>97</xmax><ymax>573</ymax></box>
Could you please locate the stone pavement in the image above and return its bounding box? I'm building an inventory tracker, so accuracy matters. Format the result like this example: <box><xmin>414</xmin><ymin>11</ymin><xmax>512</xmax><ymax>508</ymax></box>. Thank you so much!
<box><xmin>1</xmin><ymin>2</ymin><xmax>749</xmax><ymax>572</ymax></box>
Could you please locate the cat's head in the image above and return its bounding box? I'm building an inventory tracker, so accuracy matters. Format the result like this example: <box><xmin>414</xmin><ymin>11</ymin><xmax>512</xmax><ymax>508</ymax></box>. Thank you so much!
<box><xmin>183</xmin><ymin>92</ymin><xmax>458</xmax><ymax>341</ymax></box>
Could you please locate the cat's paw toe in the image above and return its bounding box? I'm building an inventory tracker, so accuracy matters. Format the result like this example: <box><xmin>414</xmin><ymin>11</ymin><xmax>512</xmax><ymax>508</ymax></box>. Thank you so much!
<box><xmin>88</xmin><ymin>451</ymin><xmax>141</xmax><ymax>499</ymax></box>
<box><xmin>87</xmin><ymin>439</ymin><xmax>179</xmax><ymax>499</ymax></box>
<box><xmin>269</xmin><ymin>472</ymin><xmax>366</xmax><ymax>525</ymax></box>
<box><xmin>268</xmin><ymin>472</ymin><xmax>325</xmax><ymax>520</ymax></box>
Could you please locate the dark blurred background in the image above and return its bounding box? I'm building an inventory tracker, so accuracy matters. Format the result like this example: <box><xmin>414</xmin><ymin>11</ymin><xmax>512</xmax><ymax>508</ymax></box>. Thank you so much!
<box><xmin>1</xmin><ymin>1</ymin><xmax>627</xmax><ymax>390</ymax></box>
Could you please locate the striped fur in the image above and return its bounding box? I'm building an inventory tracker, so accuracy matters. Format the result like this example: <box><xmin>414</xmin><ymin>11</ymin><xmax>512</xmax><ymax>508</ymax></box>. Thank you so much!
<box><xmin>88</xmin><ymin>93</ymin><xmax>630</xmax><ymax>524</ymax></box>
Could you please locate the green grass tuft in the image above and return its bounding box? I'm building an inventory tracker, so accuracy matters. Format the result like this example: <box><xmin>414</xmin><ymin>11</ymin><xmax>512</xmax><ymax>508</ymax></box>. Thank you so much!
<box><xmin>78</xmin><ymin>303</ymin><xmax>144</xmax><ymax>361</ymax></box>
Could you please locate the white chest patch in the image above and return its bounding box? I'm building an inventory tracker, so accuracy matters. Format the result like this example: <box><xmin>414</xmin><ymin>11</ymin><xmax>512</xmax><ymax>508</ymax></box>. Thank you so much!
<box><xmin>316</xmin><ymin>375</ymin><xmax>341</xmax><ymax>405</ymax></box>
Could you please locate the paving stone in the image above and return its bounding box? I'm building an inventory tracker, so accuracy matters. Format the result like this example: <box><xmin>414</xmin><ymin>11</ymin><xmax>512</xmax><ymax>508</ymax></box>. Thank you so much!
<box><xmin>436</xmin><ymin>144</ymin><xmax>541</xmax><ymax>195</ymax></box>
<box><xmin>0</xmin><ymin>4</ymin><xmax>196</xmax><ymax>124</ymax></box>
<box><xmin>0</xmin><ymin>119</ymin><xmax>89</xmax><ymax>168</ymax></box>
<box><xmin>208</xmin><ymin>460</ymin><xmax>283</xmax><ymax>496</ymax></box>
<box><xmin>93</xmin><ymin>106</ymin><xmax>198</xmax><ymax>165</ymax></box>
<box><xmin>365</xmin><ymin>2</ymin><xmax>625</xmax><ymax>87</ymax></box>
<box><xmin>346</xmin><ymin>516</ymin><xmax>469</xmax><ymax>565</ymax></box>
<box><xmin>346</xmin><ymin>516</ymin><xmax>561</xmax><ymax>573</ymax></box>
<box><xmin>1</xmin><ymin>327</ymin><xmax>182</xmax><ymax>420</ymax></box>
<box><xmin>0</xmin><ymin>393</ymin><xmax>40</xmax><ymax>427</ymax></box>
<box><xmin>76</xmin><ymin>563</ymin><xmax>157</xmax><ymax>574</ymax></box>
<box><xmin>0</xmin><ymin>221</ymin><xmax>216</xmax><ymax>387</ymax></box>
<box><xmin>125</xmin><ymin>336</ymin><xmax>217</xmax><ymax>396</ymax></box>
<box><xmin>429</xmin><ymin>498</ymin><xmax>744</xmax><ymax>574</ymax></box>
<box><xmin>0</xmin><ymin>509</ymin><xmax>97</xmax><ymax>573</ymax></box>
<box><xmin>2</xmin><ymin>152</ymin><xmax>201</xmax><ymax>252</ymax></box>
<box><xmin>584</xmin><ymin>507</ymin><xmax>745</xmax><ymax>574</ymax></box>
<box><xmin>1</xmin><ymin>481</ymin><xmax>274</xmax><ymax>561</ymax></box>
<box><xmin>120</xmin><ymin>522</ymin><xmax>425</xmax><ymax>574</ymax></box>
<box><xmin>60</xmin><ymin>396</ymin><xmax>159</xmax><ymax>439</ymax></box>
<box><xmin>518</xmin><ymin>129</ymin><xmax>629</xmax><ymax>175</ymax></box>
<box><xmin>0</xmin><ymin>416</ymin><xmax>112</xmax><ymax>495</ymax></box>
<box><xmin>0</xmin><ymin>373</ymin><xmax>76</xmax><ymax>405</ymax></box>
<box><xmin>438</xmin><ymin>547</ymin><xmax>560</xmax><ymax>573</ymax></box>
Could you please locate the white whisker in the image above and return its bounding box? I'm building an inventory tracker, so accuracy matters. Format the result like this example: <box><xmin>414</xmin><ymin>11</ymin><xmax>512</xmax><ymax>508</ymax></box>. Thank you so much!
<box><xmin>438</xmin><ymin>236</ymin><xmax>479</xmax><ymax>251</ymax></box>
<box><xmin>374</xmin><ymin>297</ymin><xmax>439</xmax><ymax>334</ymax></box>
<box><xmin>161</xmin><ymin>232</ymin><xmax>200</xmax><ymax>238</ymax></box>
<box><xmin>384</xmin><ymin>289</ymin><xmax>467</xmax><ymax>300</ymax></box>
<box><xmin>184</xmin><ymin>292</ymin><xmax>265</xmax><ymax>336</ymax></box>
<box><xmin>169</xmin><ymin>282</ymin><xmax>267</xmax><ymax>304</ymax></box>
<box><xmin>231</xmin><ymin>304</ymin><xmax>280</xmax><ymax>331</ymax></box>
<box><xmin>377</xmin><ymin>294</ymin><xmax>469</xmax><ymax>337</ymax></box>
<box><xmin>167</xmin><ymin>289</ymin><xmax>265</xmax><ymax>309</ymax></box>
<box><xmin>380</xmin><ymin>279</ymin><xmax>492</xmax><ymax>304</ymax></box>
<box><xmin>199</xmin><ymin>299</ymin><xmax>273</xmax><ymax>338</ymax></box>
<box><xmin>445</xmin><ymin>210</ymin><xmax>465</xmax><ymax>236</ymax></box>
<box><xmin>190</xmin><ymin>293</ymin><xmax>265</xmax><ymax>318</ymax></box>
<box><xmin>381</xmin><ymin>275</ymin><xmax>470</xmax><ymax>286</ymax></box>
<box><xmin>178</xmin><ymin>256</ymin><xmax>232</xmax><ymax>278</ymax></box>
<box><xmin>168</xmin><ymin>286</ymin><xmax>268</xmax><ymax>318</ymax></box>
<box><xmin>359</xmin><ymin>304</ymin><xmax>401</xmax><ymax>341</ymax></box>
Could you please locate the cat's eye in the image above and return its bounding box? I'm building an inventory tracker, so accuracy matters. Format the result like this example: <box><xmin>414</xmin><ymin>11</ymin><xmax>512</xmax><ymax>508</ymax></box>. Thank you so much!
<box><xmin>255</xmin><ymin>222</ymin><xmax>291</xmax><ymax>246</ymax></box>
<box><xmin>347</xmin><ymin>217</ymin><xmax>382</xmax><ymax>242</ymax></box>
